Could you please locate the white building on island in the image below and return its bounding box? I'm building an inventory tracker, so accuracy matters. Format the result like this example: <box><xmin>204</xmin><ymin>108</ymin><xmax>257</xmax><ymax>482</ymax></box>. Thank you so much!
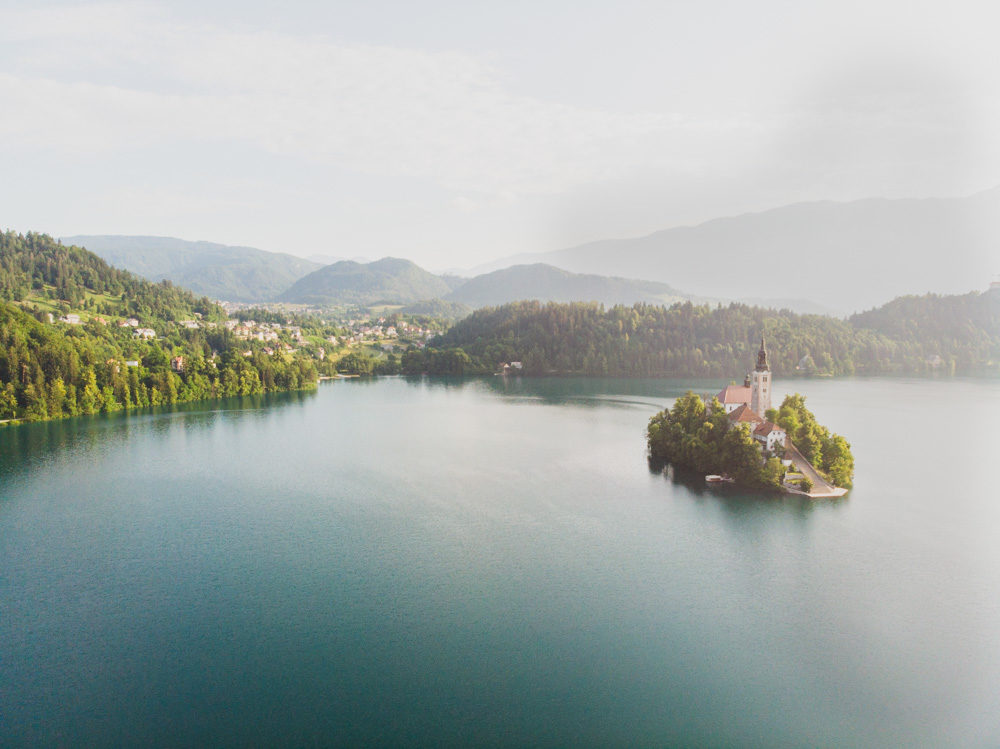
<box><xmin>720</xmin><ymin>337</ymin><xmax>786</xmax><ymax>453</ymax></box>
<box><xmin>753</xmin><ymin>421</ymin><xmax>787</xmax><ymax>452</ymax></box>
<box><xmin>716</xmin><ymin>337</ymin><xmax>772</xmax><ymax>418</ymax></box>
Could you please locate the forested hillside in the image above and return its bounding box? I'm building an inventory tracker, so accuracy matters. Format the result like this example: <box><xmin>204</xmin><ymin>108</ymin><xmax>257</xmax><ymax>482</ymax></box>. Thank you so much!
<box><xmin>849</xmin><ymin>290</ymin><xmax>1000</xmax><ymax>372</ymax></box>
<box><xmin>280</xmin><ymin>257</ymin><xmax>451</xmax><ymax>305</ymax></box>
<box><xmin>425</xmin><ymin>297</ymin><xmax>1000</xmax><ymax>377</ymax></box>
<box><xmin>1</xmin><ymin>232</ymin><xmax>221</xmax><ymax>321</ymax></box>
<box><xmin>62</xmin><ymin>235</ymin><xmax>321</xmax><ymax>302</ymax></box>
<box><xmin>0</xmin><ymin>232</ymin><xmax>318</xmax><ymax>422</ymax></box>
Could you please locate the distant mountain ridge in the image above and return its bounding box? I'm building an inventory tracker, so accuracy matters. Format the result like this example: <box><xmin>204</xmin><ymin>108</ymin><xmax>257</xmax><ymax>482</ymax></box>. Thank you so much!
<box><xmin>70</xmin><ymin>184</ymin><xmax>1000</xmax><ymax>315</ymax></box>
<box><xmin>470</xmin><ymin>188</ymin><xmax>1000</xmax><ymax>314</ymax></box>
<box><xmin>64</xmin><ymin>232</ymin><xmax>835</xmax><ymax>312</ymax></box>
<box><xmin>445</xmin><ymin>263</ymin><xmax>690</xmax><ymax>308</ymax></box>
<box><xmin>62</xmin><ymin>235</ymin><xmax>321</xmax><ymax>303</ymax></box>
<box><xmin>279</xmin><ymin>257</ymin><xmax>453</xmax><ymax>305</ymax></box>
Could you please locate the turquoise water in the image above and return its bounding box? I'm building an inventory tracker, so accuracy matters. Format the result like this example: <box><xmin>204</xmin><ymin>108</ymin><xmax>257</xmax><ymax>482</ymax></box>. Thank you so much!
<box><xmin>2</xmin><ymin>376</ymin><xmax>999</xmax><ymax>747</ymax></box>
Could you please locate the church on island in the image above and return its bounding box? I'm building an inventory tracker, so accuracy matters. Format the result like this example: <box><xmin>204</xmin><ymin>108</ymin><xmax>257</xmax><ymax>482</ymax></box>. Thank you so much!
<box><xmin>716</xmin><ymin>337</ymin><xmax>787</xmax><ymax>453</ymax></box>
<box><xmin>649</xmin><ymin>335</ymin><xmax>851</xmax><ymax>498</ymax></box>
<box><xmin>707</xmin><ymin>336</ymin><xmax>848</xmax><ymax>498</ymax></box>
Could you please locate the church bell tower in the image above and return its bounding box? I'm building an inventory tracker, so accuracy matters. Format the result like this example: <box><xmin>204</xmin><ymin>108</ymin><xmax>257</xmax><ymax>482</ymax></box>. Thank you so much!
<box><xmin>750</xmin><ymin>335</ymin><xmax>771</xmax><ymax>418</ymax></box>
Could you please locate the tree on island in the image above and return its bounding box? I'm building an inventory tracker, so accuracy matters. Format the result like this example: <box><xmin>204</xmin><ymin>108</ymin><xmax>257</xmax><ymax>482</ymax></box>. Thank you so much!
<box><xmin>770</xmin><ymin>394</ymin><xmax>854</xmax><ymax>488</ymax></box>
<box><xmin>647</xmin><ymin>392</ymin><xmax>786</xmax><ymax>490</ymax></box>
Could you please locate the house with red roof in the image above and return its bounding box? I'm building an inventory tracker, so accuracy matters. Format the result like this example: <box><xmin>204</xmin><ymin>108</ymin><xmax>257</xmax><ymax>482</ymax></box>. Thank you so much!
<box><xmin>753</xmin><ymin>421</ymin><xmax>787</xmax><ymax>452</ymax></box>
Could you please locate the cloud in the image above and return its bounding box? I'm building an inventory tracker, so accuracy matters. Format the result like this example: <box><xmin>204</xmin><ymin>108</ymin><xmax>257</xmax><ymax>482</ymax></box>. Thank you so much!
<box><xmin>0</xmin><ymin>2</ymin><xmax>725</xmax><ymax>197</ymax></box>
<box><xmin>4</xmin><ymin>0</ymin><xmax>996</xmax><ymax>267</ymax></box>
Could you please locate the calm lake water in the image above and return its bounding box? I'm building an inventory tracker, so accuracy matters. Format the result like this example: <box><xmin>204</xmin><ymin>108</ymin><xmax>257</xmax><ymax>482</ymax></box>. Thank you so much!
<box><xmin>2</xmin><ymin>376</ymin><xmax>999</xmax><ymax>747</ymax></box>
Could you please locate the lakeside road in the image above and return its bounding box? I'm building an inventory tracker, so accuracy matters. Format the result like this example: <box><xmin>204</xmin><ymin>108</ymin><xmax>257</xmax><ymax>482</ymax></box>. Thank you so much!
<box><xmin>784</xmin><ymin>440</ymin><xmax>848</xmax><ymax>498</ymax></box>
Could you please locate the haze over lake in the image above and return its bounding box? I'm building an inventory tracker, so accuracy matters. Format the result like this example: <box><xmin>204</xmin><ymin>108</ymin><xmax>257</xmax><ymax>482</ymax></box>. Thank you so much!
<box><xmin>2</xmin><ymin>376</ymin><xmax>998</xmax><ymax>746</ymax></box>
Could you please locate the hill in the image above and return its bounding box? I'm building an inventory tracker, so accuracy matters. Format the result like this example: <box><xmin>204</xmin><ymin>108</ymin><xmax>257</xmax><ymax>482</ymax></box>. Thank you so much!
<box><xmin>444</xmin><ymin>263</ymin><xmax>690</xmax><ymax>308</ymax></box>
<box><xmin>61</xmin><ymin>235</ymin><xmax>321</xmax><ymax>302</ymax></box>
<box><xmin>399</xmin><ymin>298</ymin><xmax>472</xmax><ymax>320</ymax></box>
<box><xmin>0</xmin><ymin>231</ymin><xmax>318</xmax><ymax>422</ymax></box>
<box><xmin>471</xmin><ymin>188</ymin><xmax>1000</xmax><ymax>315</ymax></box>
<box><xmin>417</xmin><ymin>291</ymin><xmax>1000</xmax><ymax>377</ymax></box>
<box><xmin>849</xmin><ymin>288</ymin><xmax>1000</xmax><ymax>371</ymax></box>
<box><xmin>279</xmin><ymin>257</ymin><xmax>452</xmax><ymax>305</ymax></box>
<box><xmin>3</xmin><ymin>232</ymin><xmax>222</xmax><ymax>322</ymax></box>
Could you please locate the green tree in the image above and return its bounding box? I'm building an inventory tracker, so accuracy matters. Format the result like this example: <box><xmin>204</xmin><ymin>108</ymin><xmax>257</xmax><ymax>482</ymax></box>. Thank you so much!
<box><xmin>0</xmin><ymin>382</ymin><xmax>17</xmax><ymax>419</ymax></box>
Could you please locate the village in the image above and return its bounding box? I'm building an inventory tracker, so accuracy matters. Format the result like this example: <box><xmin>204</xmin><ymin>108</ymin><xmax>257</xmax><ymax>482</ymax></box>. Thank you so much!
<box><xmin>46</xmin><ymin>302</ymin><xmax>441</xmax><ymax>376</ymax></box>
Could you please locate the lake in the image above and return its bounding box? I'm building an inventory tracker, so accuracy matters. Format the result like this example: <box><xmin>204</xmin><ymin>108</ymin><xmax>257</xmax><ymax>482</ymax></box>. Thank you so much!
<box><xmin>2</xmin><ymin>376</ymin><xmax>999</xmax><ymax>747</ymax></box>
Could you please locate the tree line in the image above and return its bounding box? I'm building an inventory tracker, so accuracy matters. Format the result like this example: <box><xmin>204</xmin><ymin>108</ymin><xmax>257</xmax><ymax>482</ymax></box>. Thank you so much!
<box><xmin>425</xmin><ymin>297</ymin><xmax>1000</xmax><ymax>377</ymax></box>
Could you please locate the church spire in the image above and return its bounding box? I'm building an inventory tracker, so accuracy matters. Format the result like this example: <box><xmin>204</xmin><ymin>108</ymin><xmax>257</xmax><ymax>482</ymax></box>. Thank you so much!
<box><xmin>756</xmin><ymin>335</ymin><xmax>769</xmax><ymax>372</ymax></box>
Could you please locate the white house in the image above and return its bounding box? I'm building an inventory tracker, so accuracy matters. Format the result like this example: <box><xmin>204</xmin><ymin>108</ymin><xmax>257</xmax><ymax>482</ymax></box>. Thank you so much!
<box><xmin>753</xmin><ymin>421</ymin><xmax>787</xmax><ymax>452</ymax></box>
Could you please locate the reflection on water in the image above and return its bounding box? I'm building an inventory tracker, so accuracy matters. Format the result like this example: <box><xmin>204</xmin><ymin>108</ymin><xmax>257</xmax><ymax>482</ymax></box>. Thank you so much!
<box><xmin>403</xmin><ymin>373</ymin><xmax>726</xmax><ymax>409</ymax></box>
<box><xmin>0</xmin><ymin>390</ymin><xmax>317</xmax><ymax>487</ymax></box>
<box><xmin>648</xmin><ymin>457</ymin><xmax>839</xmax><ymax>521</ymax></box>
<box><xmin>2</xmin><ymin>376</ymin><xmax>1000</xmax><ymax>747</ymax></box>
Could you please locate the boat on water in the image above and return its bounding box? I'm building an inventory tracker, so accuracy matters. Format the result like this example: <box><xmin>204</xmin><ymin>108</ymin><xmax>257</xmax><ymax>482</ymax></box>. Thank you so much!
<box><xmin>705</xmin><ymin>475</ymin><xmax>735</xmax><ymax>484</ymax></box>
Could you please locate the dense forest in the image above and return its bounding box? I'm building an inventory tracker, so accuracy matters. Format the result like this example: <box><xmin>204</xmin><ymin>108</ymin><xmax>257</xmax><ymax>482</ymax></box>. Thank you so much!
<box><xmin>424</xmin><ymin>296</ymin><xmax>1000</xmax><ymax>377</ymax></box>
<box><xmin>849</xmin><ymin>291</ymin><xmax>1000</xmax><ymax>372</ymax></box>
<box><xmin>0</xmin><ymin>232</ymin><xmax>318</xmax><ymax>422</ymax></box>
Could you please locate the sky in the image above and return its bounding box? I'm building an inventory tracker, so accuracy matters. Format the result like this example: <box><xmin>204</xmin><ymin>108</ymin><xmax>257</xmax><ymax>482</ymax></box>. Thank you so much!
<box><xmin>2</xmin><ymin>0</ymin><xmax>999</xmax><ymax>271</ymax></box>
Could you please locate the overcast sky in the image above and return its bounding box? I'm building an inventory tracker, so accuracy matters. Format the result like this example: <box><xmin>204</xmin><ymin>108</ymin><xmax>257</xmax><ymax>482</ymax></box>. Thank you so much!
<box><xmin>2</xmin><ymin>0</ymin><xmax>999</xmax><ymax>270</ymax></box>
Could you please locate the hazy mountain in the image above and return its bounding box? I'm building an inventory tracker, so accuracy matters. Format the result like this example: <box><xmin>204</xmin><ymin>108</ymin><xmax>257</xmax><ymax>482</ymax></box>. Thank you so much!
<box><xmin>445</xmin><ymin>263</ymin><xmax>690</xmax><ymax>308</ymax></box>
<box><xmin>307</xmin><ymin>253</ymin><xmax>372</xmax><ymax>265</ymax></box>
<box><xmin>850</xmin><ymin>287</ymin><xmax>1000</xmax><ymax>350</ymax></box>
<box><xmin>471</xmin><ymin>188</ymin><xmax>1000</xmax><ymax>314</ymax></box>
<box><xmin>62</xmin><ymin>235</ymin><xmax>321</xmax><ymax>302</ymax></box>
<box><xmin>282</xmin><ymin>258</ymin><xmax>826</xmax><ymax>312</ymax></box>
<box><xmin>439</xmin><ymin>274</ymin><xmax>470</xmax><ymax>292</ymax></box>
<box><xmin>280</xmin><ymin>257</ymin><xmax>452</xmax><ymax>305</ymax></box>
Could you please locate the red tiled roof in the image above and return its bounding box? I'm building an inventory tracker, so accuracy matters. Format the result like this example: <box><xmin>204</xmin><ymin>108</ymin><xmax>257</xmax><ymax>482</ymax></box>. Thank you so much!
<box><xmin>727</xmin><ymin>403</ymin><xmax>763</xmax><ymax>424</ymax></box>
<box><xmin>754</xmin><ymin>421</ymin><xmax>785</xmax><ymax>436</ymax></box>
<box><xmin>717</xmin><ymin>385</ymin><xmax>751</xmax><ymax>404</ymax></box>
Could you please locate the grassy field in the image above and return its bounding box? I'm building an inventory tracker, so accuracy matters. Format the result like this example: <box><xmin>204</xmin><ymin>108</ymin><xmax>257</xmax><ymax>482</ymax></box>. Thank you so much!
<box><xmin>13</xmin><ymin>285</ymin><xmax>123</xmax><ymax>321</ymax></box>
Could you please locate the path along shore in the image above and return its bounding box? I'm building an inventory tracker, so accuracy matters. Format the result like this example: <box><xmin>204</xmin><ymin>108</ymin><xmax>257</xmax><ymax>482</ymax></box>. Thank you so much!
<box><xmin>783</xmin><ymin>441</ymin><xmax>849</xmax><ymax>498</ymax></box>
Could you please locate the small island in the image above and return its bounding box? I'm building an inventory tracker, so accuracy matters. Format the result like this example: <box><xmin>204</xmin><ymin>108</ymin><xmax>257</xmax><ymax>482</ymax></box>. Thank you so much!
<box><xmin>647</xmin><ymin>337</ymin><xmax>853</xmax><ymax>497</ymax></box>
